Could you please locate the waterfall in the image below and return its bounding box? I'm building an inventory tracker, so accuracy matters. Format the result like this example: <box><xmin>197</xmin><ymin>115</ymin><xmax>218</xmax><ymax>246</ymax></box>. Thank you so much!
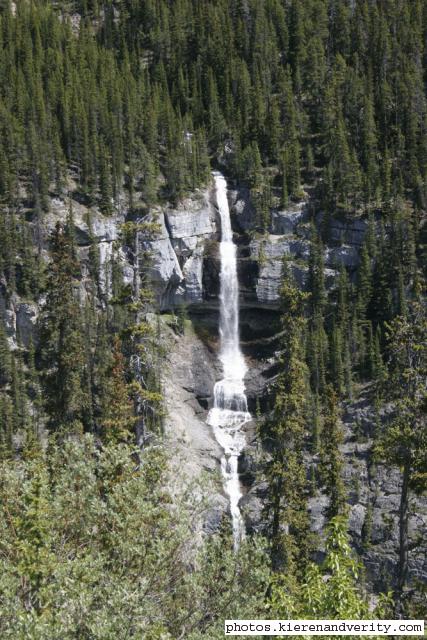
<box><xmin>207</xmin><ymin>172</ymin><xmax>251</xmax><ymax>550</ymax></box>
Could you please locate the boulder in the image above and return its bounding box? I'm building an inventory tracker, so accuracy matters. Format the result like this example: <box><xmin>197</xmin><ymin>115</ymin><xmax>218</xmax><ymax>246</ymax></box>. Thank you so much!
<box><xmin>240</xmin><ymin>491</ymin><xmax>265</xmax><ymax>533</ymax></box>
<box><xmin>238</xmin><ymin>432</ymin><xmax>258</xmax><ymax>486</ymax></box>
<box><xmin>243</xmin><ymin>359</ymin><xmax>278</xmax><ymax>408</ymax></box>
<box><xmin>203</xmin><ymin>497</ymin><xmax>230</xmax><ymax>534</ymax></box>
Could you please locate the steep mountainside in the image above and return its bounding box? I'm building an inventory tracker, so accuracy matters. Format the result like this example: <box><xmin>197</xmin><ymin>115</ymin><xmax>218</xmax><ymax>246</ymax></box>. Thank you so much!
<box><xmin>0</xmin><ymin>1</ymin><xmax>426</xmax><ymax>635</ymax></box>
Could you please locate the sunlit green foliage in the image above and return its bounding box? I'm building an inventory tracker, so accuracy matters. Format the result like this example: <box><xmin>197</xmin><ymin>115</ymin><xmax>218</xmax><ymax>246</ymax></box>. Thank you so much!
<box><xmin>0</xmin><ymin>437</ymin><xmax>270</xmax><ymax>639</ymax></box>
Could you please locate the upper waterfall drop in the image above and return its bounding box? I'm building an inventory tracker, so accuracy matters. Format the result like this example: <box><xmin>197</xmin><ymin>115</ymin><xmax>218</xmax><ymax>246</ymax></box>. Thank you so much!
<box><xmin>207</xmin><ymin>172</ymin><xmax>251</xmax><ymax>550</ymax></box>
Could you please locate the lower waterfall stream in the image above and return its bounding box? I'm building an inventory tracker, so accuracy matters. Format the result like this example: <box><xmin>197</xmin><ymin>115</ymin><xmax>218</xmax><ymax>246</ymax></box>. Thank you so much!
<box><xmin>207</xmin><ymin>172</ymin><xmax>251</xmax><ymax>550</ymax></box>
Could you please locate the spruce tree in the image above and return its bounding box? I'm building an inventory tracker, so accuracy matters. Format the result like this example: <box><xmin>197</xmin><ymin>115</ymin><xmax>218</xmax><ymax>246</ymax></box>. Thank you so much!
<box><xmin>0</xmin><ymin>318</ymin><xmax>11</xmax><ymax>385</ymax></box>
<box><xmin>39</xmin><ymin>223</ymin><xmax>89</xmax><ymax>435</ymax></box>
<box><xmin>264</xmin><ymin>264</ymin><xmax>312</xmax><ymax>572</ymax></box>
<box><xmin>320</xmin><ymin>386</ymin><xmax>346</xmax><ymax>520</ymax></box>
<box><xmin>0</xmin><ymin>392</ymin><xmax>14</xmax><ymax>459</ymax></box>
<box><xmin>375</xmin><ymin>304</ymin><xmax>427</xmax><ymax>608</ymax></box>
<box><xmin>99</xmin><ymin>336</ymin><xmax>136</xmax><ymax>443</ymax></box>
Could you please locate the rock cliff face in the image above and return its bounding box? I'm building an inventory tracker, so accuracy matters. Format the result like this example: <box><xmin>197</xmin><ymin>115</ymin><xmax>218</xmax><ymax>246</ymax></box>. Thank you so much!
<box><xmin>1</xmin><ymin>184</ymin><xmax>220</xmax><ymax>349</ymax></box>
<box><xmin>1</xmin><ymin>178</ymin><xmax>425</xmax><ymax>592</ymax></box>
<box><xmin>240</xmin><ymin>387</ymin><xmax>427</xmax><ymax>592</ymax></box>
<box><xmin>161</xmin><ymin>316</ymin><xmax>228</xmax><ymax>534</ymax></box>
<box><xmin>145</xmin><ymin>188</ymin><xmax>219</xmax><ymax>309</ymax></box>
<box><xmin>0</xmin><ymin>294</ymin><xmax>39</xmax><ymax>350</ymax></box>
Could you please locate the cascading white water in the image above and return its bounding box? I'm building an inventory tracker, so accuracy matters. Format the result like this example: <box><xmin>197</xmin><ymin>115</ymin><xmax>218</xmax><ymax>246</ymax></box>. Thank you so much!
<box><xmin>207</xmin><ymin>172</ymin><xmax>251</xmax><ymax>550</ymax></box>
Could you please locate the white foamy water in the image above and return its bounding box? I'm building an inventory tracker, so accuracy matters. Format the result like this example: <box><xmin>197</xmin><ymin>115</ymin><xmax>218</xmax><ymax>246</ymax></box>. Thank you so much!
<box><xmin>207</xmin><ymin>172</ymin><xmax>251</xmax><ymax>550</ymax></box>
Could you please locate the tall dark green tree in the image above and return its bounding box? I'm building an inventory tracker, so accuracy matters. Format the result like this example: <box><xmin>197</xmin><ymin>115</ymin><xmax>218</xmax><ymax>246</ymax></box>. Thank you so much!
<box><xmin>39</xmin><ymin>222</ymin><xmax>89</xmax><ymax>434</ymax></box>
<box><xmin>264</xmin><ymin>265</ymin><xmax>312</xmax><ymax>573</ymax></box>
<box><xmin>375</xmin><ymin>304</ymin><xmax>427</xmax><ymax>609</ymax></box>
<box><xmin>320</xmin><ymin>386</ymin><xmax>346</xmax><ymax>520</ymax></box>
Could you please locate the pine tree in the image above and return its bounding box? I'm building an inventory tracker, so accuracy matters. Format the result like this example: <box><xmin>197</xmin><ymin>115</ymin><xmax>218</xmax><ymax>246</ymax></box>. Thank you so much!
<box><xmin>330</xmin><ymin>323</ymin><xmax>344</xmax><ymax>396</ymax></box>
<box><xmin>307</xmin><ymin>316</ymin><xmax>327</xmax><ymax>396</ymax></box>
<box><xmin>356</xmin><ymin>243</ymin><xmax>372</xmax><ymax>316</ymax></box>
<box><xmin>308</xmin><ymin>224</ymin><xmax>326</xmax><ymax>315</ymax></box>
<box><xmin>270</xmin><ymin>516</ymin><xmax>372</xmax><ymax>620</ymax></box>
<box><xmin>99</xmin><ymin>336</ymin><xmax>136</xmax><ymax>443</ymax></box>
<box><xmin>10</xmin><ymin>352</ymin><xmax>28</xmax><ymax>432</ymax></box>
<box><xmin>14</xmin><ymin>460</ymin><xmax>53</xmax><ymax>613</ymax></box>
<box><xmin>280</xmin><ymin>151</ymin><xmax>289</xmax><ymax>208</ymax></box>
<box><xmin>360</xmin><ymin>87</ymin><xmax>379</xmax><ymax>206</ymax></box>
<box><xmin>0</xmin><ymin>318</ymin><xmax>11</xmax><ymax>385</ymax></box>
<box><xmin>264</xmin><ymin>265</ymin><xmax>312</xmax><ymax>572</ymax></box>
<box><xmin>337</xmin><ymin>265</ymin><xmax>350</xmax><ymax>327</ymax></box>
<box><xmin>375</xmin><ymin>304</ymin><xmax>427</xmax><ymax>608</ymax></box>
<box><xmin>26</xmin><ymin>338</ymin><xmax>42</xmax><ymax>435</ymax></box>
<box><xmin>99</xmin><ymin>142</ymin><xmax>114</xmax><ymax>215</ymax></box>
<box><xmin>0</xmin><ymin>392</ymin><xmax>14</xmax><ymax>459</ymax></box>
<box><xmin>39</xmin><ymin>223</ymin><xmax>89</xmax><ymax>435</ymax></box>
<box><xmin>320</xmin><ymin>386</ymin><xmax>346</xmax><ymax>520</ymax></box>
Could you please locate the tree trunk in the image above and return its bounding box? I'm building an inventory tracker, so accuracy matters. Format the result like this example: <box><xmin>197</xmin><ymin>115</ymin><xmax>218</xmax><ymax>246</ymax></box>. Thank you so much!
<box><xmin>396</xmin><ymin>461</ymin><xmax>410</xmax><ymax>609</ymax></box>
<box><xmin>271</xmin><ymin>476</ymin><xmax>283</xmax><ymax>571</ymax></box>
<box><xmin>133</xmin><ymin>226</ymin><xmax>145</xmax><ymax>449</ymax></box>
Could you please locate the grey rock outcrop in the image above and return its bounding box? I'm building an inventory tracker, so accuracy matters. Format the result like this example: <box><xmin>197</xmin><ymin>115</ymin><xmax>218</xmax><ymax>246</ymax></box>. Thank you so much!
<box><xmin>248</xmin><ymin>235</ymin><xmax>309</xmax><ymax>304</ymax></box>
<box><xmin>144</xmin><ymin>189</ymin><xmax>219</xmax><ymax>309</ymax></box>
<box><xmin>0</xmin><ymin>293</ymin><xmax>38</xmax><ymax>349</ymax></box>
<box><xmin>181</xmin><ymin>248</ymin><xmax>205</xmax><ymax>303</ymax></box>
<box><xmin>161</xmin><ymin>317</ymin><xmax>228</xmax><ymax>534</ymax></box>
<box><xmin>143</xmin><ymin>213</ymin><xmax>184</xmax><ymax>308</ymax></box>
<box><xmin>240</xmin><ymin>387</ymin><xmax>427</xmax><ymax>591</ymax></box>
<box><xmin>3</xmin><ymin>309</ymin><xmax>17</xmax><ymax>345</ymax></box>
<box><xmin>16</xmin><ymin>302</ymin><xmax>39</xmax><ymax>348</ymax></box>
<box><xmin>229</xmin><ymin>185</ymin><xmax>256</xmax><ymax>232</ymax></box>
<box><xmin>270</xmin><ymin>202</ymin><xmax>308</xmax><ymax>235</ymax></box>
<box><xmin>46</xmin><ymin>195</ymin><xmax>130</xmax><ymax>302</ymax></box>
<box><xmin>165</xmin><ymin>200</ymin><xmax>216</xmax><ymax>250</ymax></box>
<box><xmin>250</xmin><ymin>235</ymin><xmax>310</xmax><ymax>261</ymax></box>
<box><xmin>317</xmin><ymin>212</ymin><xmax>367</xmax><ymax>247</ymax></box>
<box><xmin>255</xmin><ymin>259</ymin><xmax>309</xmax><ymax>303</ymax></box>
<box><xmin>47</xmin><ymin>196</ymin><xmax>121</xmax><ymax>246</ymax></box>
<box><xmin>325</xmin><ymin>246</ymin><xmax>360</xmax><ymax>270</ymax></box>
